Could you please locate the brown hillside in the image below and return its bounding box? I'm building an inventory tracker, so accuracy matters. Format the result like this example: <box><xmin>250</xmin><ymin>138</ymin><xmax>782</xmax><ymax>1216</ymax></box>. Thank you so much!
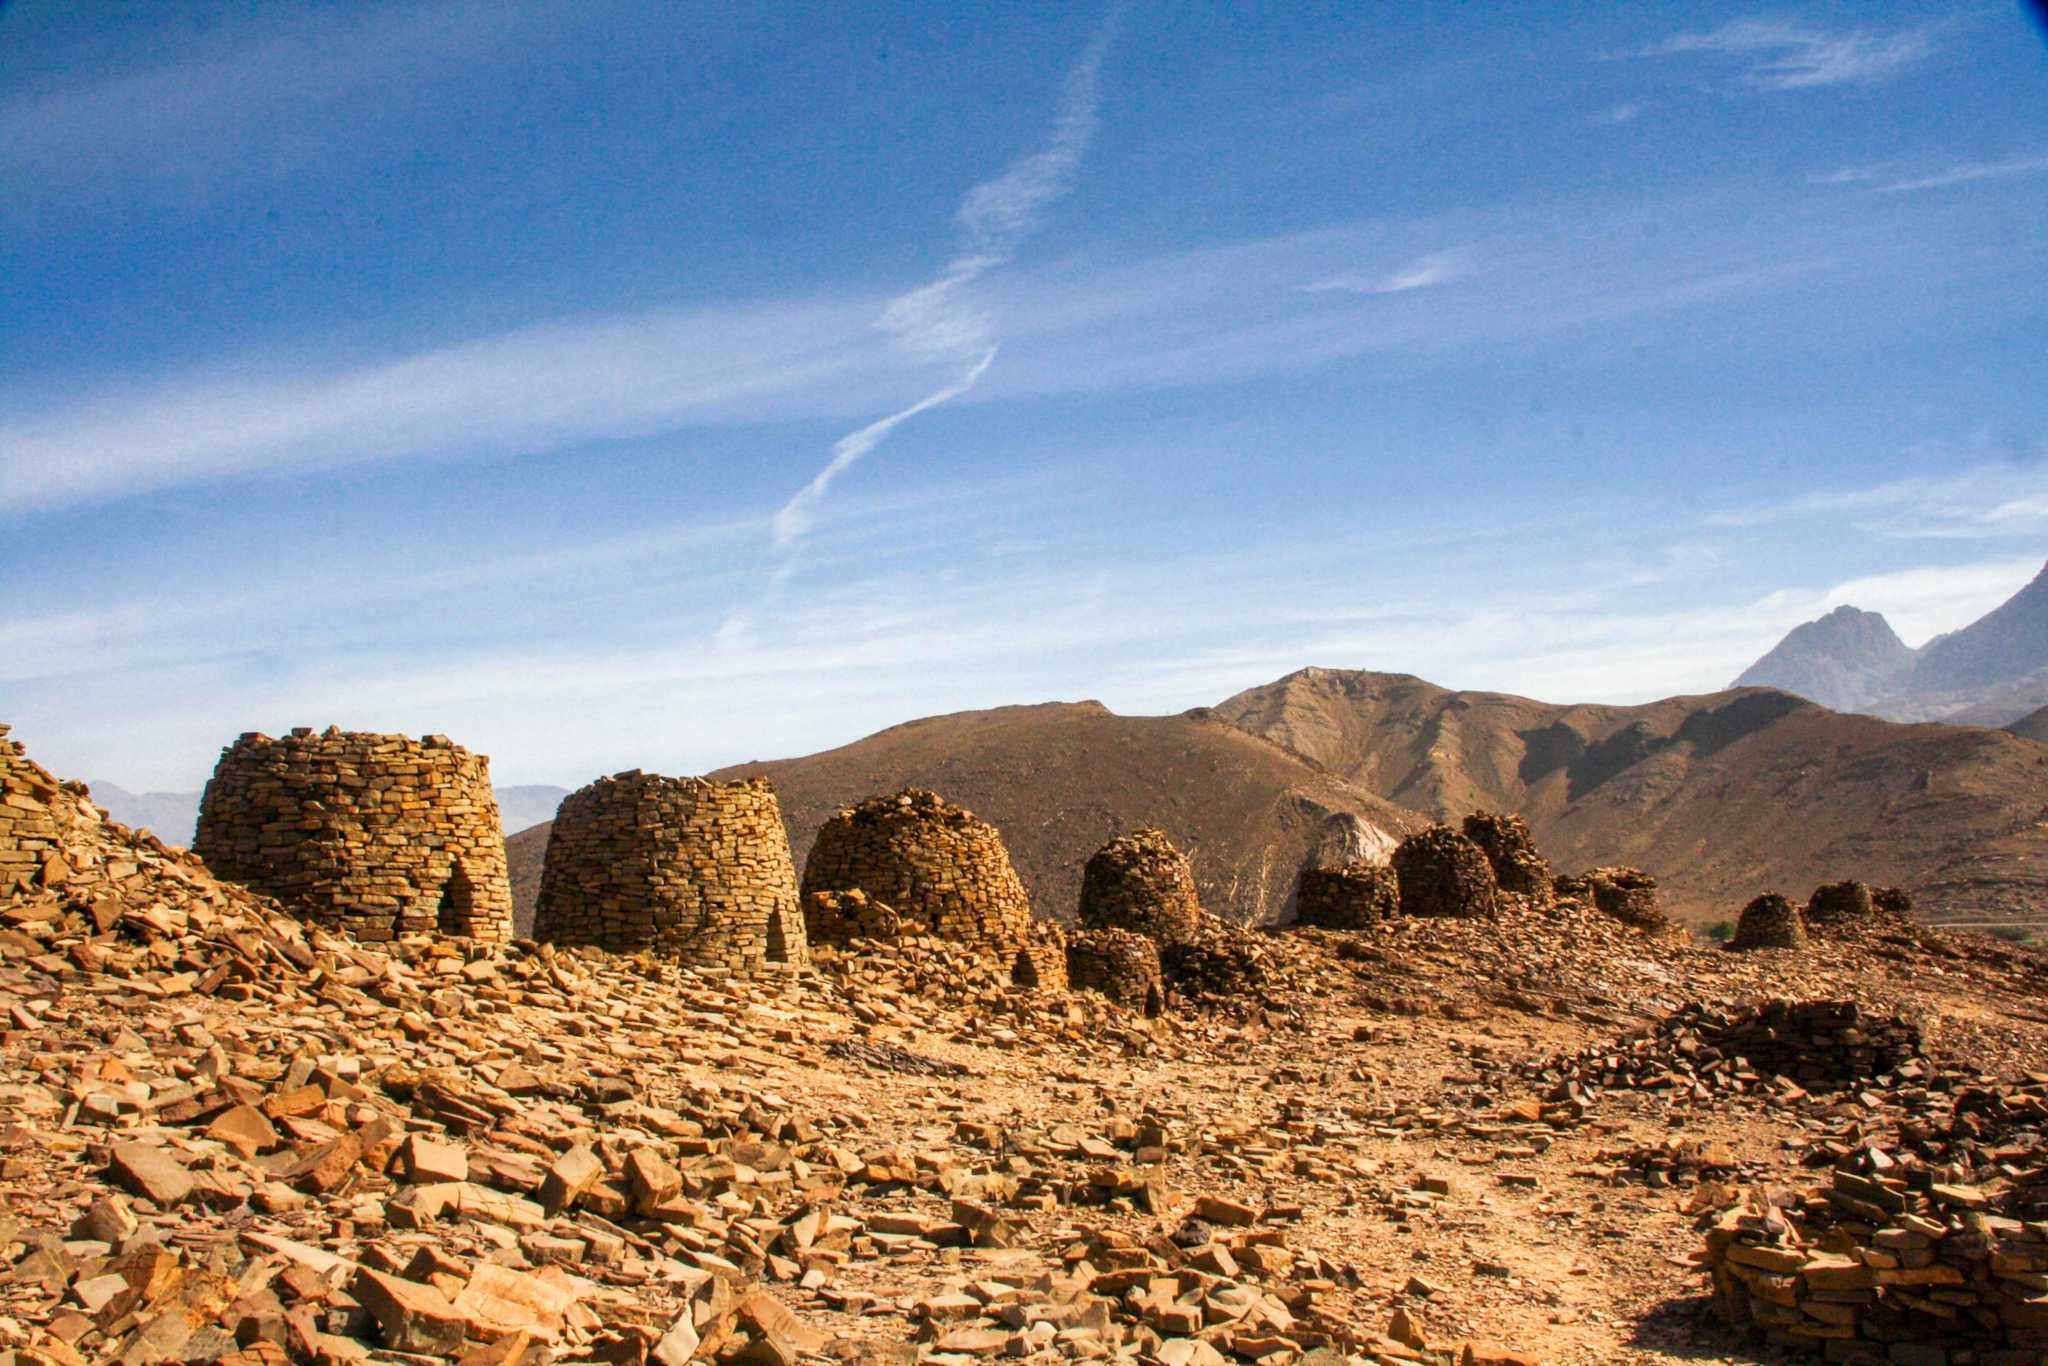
<box><xmin>1214</xmin><ymin>667</ymin><xmax>2048</xmax><ymax>925</ymax></box>
<box><xmin>507</xmin><ymin>701</ymin><xmax>1420</xmax><ymax>930</ymax></box>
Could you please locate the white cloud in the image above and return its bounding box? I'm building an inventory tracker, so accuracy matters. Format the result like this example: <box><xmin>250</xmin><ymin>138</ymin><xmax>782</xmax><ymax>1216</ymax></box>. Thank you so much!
<box><xmin>1879</xmin><ymin>153</ymin><xmax>2048</xmax><ymax>194</ymax></box>
<box><xmin>1638</xmin><ymin>17</ymin><xmax>1939</xmax><ymax>90</ymax></box>
<box><xmin>1703</xmin><ymin>461</ymin><xmax>2048</xmax><ymax>540</ymax></box>
<box><xmin>1591</xmin><ymin>102</ymin><xmax>1646</xmax><ymax>125</ymax></box>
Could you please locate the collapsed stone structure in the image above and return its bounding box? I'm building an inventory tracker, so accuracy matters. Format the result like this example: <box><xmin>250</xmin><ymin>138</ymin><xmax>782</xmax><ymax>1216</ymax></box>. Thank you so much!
<box><xmin>1461</xmin><ymin>811</ymin><xmax>1552</xmax><ymax>905</ymax></box>
<box><xmin>1391</xmin><ymin>824</ymin><xmax>1499</xmax><ymax>919</ymax></box>
<box><xmin>1729</xmin><ymin>891</ymin><xmax>1807</xmax><ymax>951</ymax></box>
<box><xmin>194</xmin><ymin>727</ymin><xmax>512</xmax><ymax>943</ymax></box>
<box><xmin>532</xmin><ymin>770</ymin><xmax>806</xmax><ymax>974</ymax></box>
<box><xmin>1292</xmin><ymin>860</ymin><xmax>1398</xmax><ymax>929</ymax></box>
<box><xmin>1803</xmin><ymin>878</ymin><xmax>1878</xmax><ymax>932</ymax></box>
<box><xmin>1076</xmin><ymin>828</ymin><xmax>1204</xmax><ymax>943</ymax></box>
<box><xmin>1702</xmin><ymin>999</ymin><xmax>1922</xmax><ymax>1089</ymax></box>
<box><xmin>1066</xmin><ymin>928</ymin><xmax>1166</xmax><ymax>1016</ymax></box>
<box><xmin>1559</xmin><ymin>866</ymin><xmax>1664</xmax><ymax>931</ymax></box>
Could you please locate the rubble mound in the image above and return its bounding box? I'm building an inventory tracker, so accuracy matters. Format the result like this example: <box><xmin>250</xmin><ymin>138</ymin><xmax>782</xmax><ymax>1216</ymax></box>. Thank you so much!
<box><xmin>1075</xmin><ymin>827</ymin><xmax>1204</xmax><ymax>943</ymax></box>
<box><xmin>1293</xmin><ymin>859</ymin><xmax>1398</xmax><ymax>928</ymax></box>
<box><xmin>1803</xmin><ymin>878</ymin><xmax>1874</xmax><ymax>928</ymax></box>
<box><xmin>1729</xmin><ymin>891</ymin><xmax>1807</xmax><ymax>950</ymax></box>
<box><xmin>1158</xmin><ymin>920</ymin><xmax>1280</xmax><ymax>1008</ymax></box>
<box><xmin>1065</xmin><ymin>927</ymin><xmax>1166</xmax><ymax>1016</ymax></box>
<box><xmin>532</xmin><ymin>770</ymin><xmax>806</xmax><ymax>973</ymax></box>
<box><xmin>803</xmin><ymin>887</ymin><xmax>900</xmax><ymax>942</ymax></box>
<box><xmin>1522</xmin><ymin>999</ymin><xmax>1925</xmax><ymax>1114</ymax></box>
<box><xmin>1707</xmin><ymin>1145</ymin><xmax>2048</xmax><ymax>1362</ymax></box>
<box><xmin>801</xmin><ymin>789</ymin><xmax>1034</xmax><ymax>949</ymax></box>
<box><xmin>194</xmin><ymin>726</ymin><xmax>513</xmax><ymax>943</ymax></box>
<box><xmin>1392</xmin><ymin>824</ymin><xmax>1499</xmax><ymax>919</ymax></box>
<box><xmin>1460</xmin><ymin>811</ymin><xmax>1552</xmax><ymax>905</ymax></box>
<box><xmin>1558</xmin><ymin>865</ymin><xmax>1665</xmax><ymax>931</ymax></box>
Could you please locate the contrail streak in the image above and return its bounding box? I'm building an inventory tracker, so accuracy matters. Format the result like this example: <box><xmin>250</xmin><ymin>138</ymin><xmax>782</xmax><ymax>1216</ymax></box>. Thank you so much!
<box><xmin>763</xmin><ymin>14</ymin><xmax>1120</xmax><ymax>563</ymax></box>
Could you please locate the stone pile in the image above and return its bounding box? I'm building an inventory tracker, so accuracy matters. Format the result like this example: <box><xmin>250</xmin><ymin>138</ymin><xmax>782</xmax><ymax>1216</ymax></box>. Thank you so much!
<box><xmin>1730</xmin><ymin>892</ymin><xmax>1808</xmax><ymax>950</ymax></box>
<box><xmin>803</xmin><ymin>887</ymin><xmax>900</xmax><ymax>941</ymax></box>
<box><xmin>193</xmin><ymin>728</ymin><xmax>513</xmax><ymax>943</ymax></box>
<box><xmin>1064</xmin><ymin>928</ymin><xmax>1165</xmax><ymax>1017</ymax></box>
<box><xmin>1391</xmin><ymin>825</ymin><xmax>1499</xmax><ymax>920</ymax></box>
<box><xmin>1519</xmin><ymin>1000</ymin><xmax>1926</xmax><ymax>1117</ymax></box>
<box><xmin>1075</xmin><ymin>828</ymin><xmax>1204</xmax><ymax>944</ymax></box>
<box><xmin>1705</xmin><ymin>1145</ymin><xmax>2048</xmax><ymax>1362</ymax></box>
<box><xmin>801</xmin><ymin>789</ymin><xmax>1034</xmax><ymax>949</ymax></box>
<box><xmin>1292</xmin><ymin>861</ymin><xmax>1398</xmax><ymax>929</ymax></box>
<box><xmin>1558</xmin><ymin>866</ymin><xmax>1664</xmax><ymax>932</ymax></box>
<box><xmin>1460</xmin><ymin>812</ymin><xmax>1552</xmax><ymax>907</ymax></box>
<box><xmin>531</xmin><ymin>770</ymin><xmax>807</xmax><ymax>974</ymax></box>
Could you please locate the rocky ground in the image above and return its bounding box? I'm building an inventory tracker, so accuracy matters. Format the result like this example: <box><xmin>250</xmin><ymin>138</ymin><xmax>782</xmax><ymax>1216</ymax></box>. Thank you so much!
<box><xmin>5</xmin><ymin>732</ymin><xmax>2048</xmax><ymax>1366</ymax></box>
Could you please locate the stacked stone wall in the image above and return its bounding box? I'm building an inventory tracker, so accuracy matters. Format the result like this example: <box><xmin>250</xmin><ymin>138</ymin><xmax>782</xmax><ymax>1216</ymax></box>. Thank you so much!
<box><xmin>801</xmin><ymin>790</ymin><xmax>1033</xmax><ymax>949</ymax></box>
<box><xmin>1076</xmin><ymin>828</ymin><xmax>1204</xmax><ymax>943</ymax></box>
<box><xmin>1292</xmin><ymin>861</ymin><xmax>1398</xmax><ymax>929</ymax></box>
<box><xmin>1066</xmin><ymin>928</ymin><xmax>1164</xmax><ymax>1016</ymax></box>
<box><xmin>193</xmin><ymin>727</ymin><xmax>512</xmax><ymax>943</ymax></box>
<box><xmin>1391</xmin><ymin>824</ymin><xmax>1499</xmax><ymax>919</ymax></box>
<box><xmin>533</xmin><ymin>771</ymin><xmax>805</xmax><ymax>974</ymax></box>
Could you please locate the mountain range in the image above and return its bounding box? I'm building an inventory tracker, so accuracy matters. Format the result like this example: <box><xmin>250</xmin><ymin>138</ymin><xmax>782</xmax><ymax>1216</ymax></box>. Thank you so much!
<box><xmin>1733</xmin><ymin>559</ymin><xmax>2048</xmax><ymax>725</ymax></box>
<box><xmin>500</xmin><ymin>668</ymin><xmax>2048</xmax><ymax>935</ymax></box>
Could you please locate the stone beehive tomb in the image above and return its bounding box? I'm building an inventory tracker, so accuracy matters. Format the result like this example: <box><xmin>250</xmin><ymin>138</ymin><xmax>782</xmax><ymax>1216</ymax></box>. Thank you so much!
<box><xmin>1065</xmin><ymin>927</ymin><xmax>1165</xmax><ymax>1016</ymax></box>
<box><xmin>1292</xmin><ymin>860</ymin><xmax>1398</xmax><ymax>929</ymax></box>
<box><xmin>801</xmin><ymin>789</ymin><xmax>1033</xmax><ymax>949</ymax></box>
<box><xmin>532</xmin><ymin>770</ymin><xmax>806</xmax><ymax>974</ymax></box>
<box><xmin>193</xmin><ymin>727</ymin><xmax>512</xmax><ymax>942</ymax></box>
<box><xmin>1391</xmin><ymin>823</ymin><xmax>1499</xmax><ymax>919</ymax></box>
<box><xmin>1729</xmin><ymin>891</ymin><xmax>1806</xmax><ymax>951</ymax></box>
<box><xmin>1076</xmin><ymin>828</ymin><xmax>1204</xmax><ymax>943</ymax></box>
<box><xmin>1461</xmin><ymin>811</ymin><xmax>1553</xmax><ymax>906</ymax></box>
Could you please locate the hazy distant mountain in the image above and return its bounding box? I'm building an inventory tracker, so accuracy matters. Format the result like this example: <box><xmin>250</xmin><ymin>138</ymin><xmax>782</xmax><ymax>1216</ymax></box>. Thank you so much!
<box><xmin>87</xmin><ymin>780</ymin><xmax>567</xmax><ymax>850</ymax></box>
<box><xmin>1729</xmin><ymin>605</ymin><xmax>1913</xmax><ymax>713</ymax></box>
<box><xmin>494</xmin><ymin>785</ymin><xmax>569</xmax><ymax>836</ymax></box>
<box><xmin>86</xmin><ymin>782</ymin><xmax>204</xmax><ymax>845</ymax></box>
<box><xmin>2008</xmin><ymin>705</ymin><xmax>2048</xmax><ymax>744</ymax></box>
<box><xmin>1733</xmin><ymin>559</ymin><xmax>2048</xmax><ymax>726</ymax></box>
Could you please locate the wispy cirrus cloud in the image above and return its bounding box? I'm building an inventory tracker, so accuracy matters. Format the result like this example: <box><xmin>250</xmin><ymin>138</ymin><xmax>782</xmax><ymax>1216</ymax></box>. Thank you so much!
<box><xmin>1304</xmin><ymin>248</ymin><xmax>1474</xmax><ymax>296</ymax></box>
<box><xmin>1820</xmin><ymin>152</ymin><xmax>2048</xmax><ymax>194</ymax></box>
<box><xmin>1635</xmin><ymin>17</ymin><xmax>1941</xmax><ymax>90</ymax></box>
<box><xmin>1703</xmin><ymin>457</ymin><xmax>2048</xmax><ymax>541</ymax></box>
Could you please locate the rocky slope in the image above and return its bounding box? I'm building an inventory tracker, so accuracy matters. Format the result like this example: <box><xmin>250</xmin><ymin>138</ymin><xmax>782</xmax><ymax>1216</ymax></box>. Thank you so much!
<box><xmin>1212</xmin><ymin>668</ymin><xmax>2048</xmax><ymax>925</ymax></box>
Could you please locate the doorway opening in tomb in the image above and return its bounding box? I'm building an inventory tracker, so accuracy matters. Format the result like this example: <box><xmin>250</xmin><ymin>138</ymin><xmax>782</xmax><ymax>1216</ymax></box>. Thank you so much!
<box><xmin>438</xmin><ymin>861</ymin><xmax>476</xmax><ymax>936</ymax></box>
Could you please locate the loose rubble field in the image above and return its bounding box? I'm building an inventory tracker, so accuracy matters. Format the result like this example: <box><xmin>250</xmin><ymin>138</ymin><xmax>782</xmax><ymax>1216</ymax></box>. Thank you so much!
<box><xmin>5</xmin><ymin>727</ymin><xmax>2048</xmax><ymax>1366</ymax></box>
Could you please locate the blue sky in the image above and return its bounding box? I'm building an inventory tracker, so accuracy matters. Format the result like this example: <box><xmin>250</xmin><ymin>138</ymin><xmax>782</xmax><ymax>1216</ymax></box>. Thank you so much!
<box><xmin>4</xmin><ymin>1</ymin><xmax>2046</xmax><ymax>792</ymax></box>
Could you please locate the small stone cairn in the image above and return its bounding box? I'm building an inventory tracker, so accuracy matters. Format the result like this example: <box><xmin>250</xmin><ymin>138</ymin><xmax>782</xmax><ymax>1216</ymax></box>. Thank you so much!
<box><xmin>1391</xmin><ymin>823</ymin><xmax>1499</xmax><ymax>919</ymax></box>
<box><xmin>193</xmin><ymin>727</ymin><xmax>512</xmax><ymax>943</ymax></box>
